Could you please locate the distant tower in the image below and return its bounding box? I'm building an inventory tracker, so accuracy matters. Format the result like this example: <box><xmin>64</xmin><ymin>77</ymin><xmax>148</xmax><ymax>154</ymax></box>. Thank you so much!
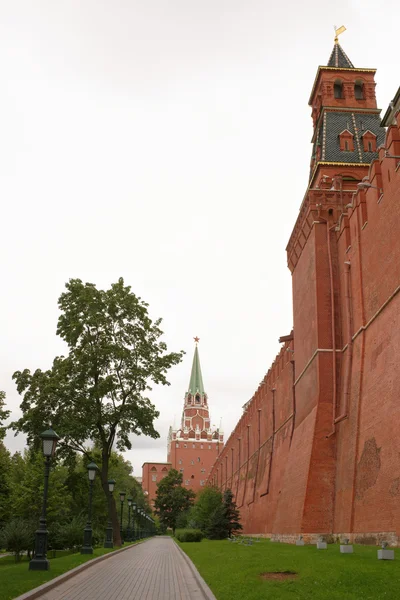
<box><xmin>167</xmin><ymin>338</ymin><xmax>223</xmax><ymax>493</ymax></box>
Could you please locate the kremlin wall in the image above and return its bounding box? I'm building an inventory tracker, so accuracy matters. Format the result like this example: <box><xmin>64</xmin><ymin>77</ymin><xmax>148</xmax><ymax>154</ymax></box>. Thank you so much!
<box><xmin>144</xmin><ymin>40</ymin><xmax>400</xmax><ymax>543</ymax></box>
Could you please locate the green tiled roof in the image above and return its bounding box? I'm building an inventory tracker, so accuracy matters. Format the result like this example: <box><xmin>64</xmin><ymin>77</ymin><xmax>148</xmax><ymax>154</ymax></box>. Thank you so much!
<box><xmin>188</xmin><ymin>346</ymin><xmax>205</xmax><ymax>395</ymax></box>
<box><xmin>327</xmin><ymin>43</ymin><xmax>354</xmax><ymax>69</ymax></box>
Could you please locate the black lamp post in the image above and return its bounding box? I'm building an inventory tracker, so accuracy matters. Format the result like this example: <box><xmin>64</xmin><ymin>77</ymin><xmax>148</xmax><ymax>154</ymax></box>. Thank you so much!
<box><xmin>132</xmin><ymin>503</ymin><xmax>137</xmax><ymax>540</ymax></box>
<box><xmin>127</xmin><ymin>497</ymin><xmax>132</xmax><ymax>542</ymax></box>
<box><xmin>137</xmin><ymin>508</ymin><xmax>141</xmax><ymax>539</ymax></box>
<box><xmin>119</xmin><ymin>492</ymin><xmax>126</xmax><ymax>545</ymax></box>
<box><xmin>29</xmin><ymin>427</ymin><xmax>59</xmax><ymax>571</ymax></box>
<box><xmin>81</xmin><ymin>462</ymin><xmax>98</xmax><ymax>554</ymax></box>
<box><xmin>104</xmin><ymin>478</ymin><xmax>116</xmax><ymax>548</ymax></box>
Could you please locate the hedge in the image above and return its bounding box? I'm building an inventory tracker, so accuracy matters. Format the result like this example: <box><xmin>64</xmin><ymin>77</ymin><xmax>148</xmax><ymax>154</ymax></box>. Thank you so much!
<box><xmin>175</xmin><ymin>529</ymin><xmax>203</xmax><ymax>542</ymax></box>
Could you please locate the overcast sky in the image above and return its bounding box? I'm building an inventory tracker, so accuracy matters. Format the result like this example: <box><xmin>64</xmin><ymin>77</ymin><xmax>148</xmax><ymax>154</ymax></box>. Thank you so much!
<box><xmin>1</xmin><ymin>0</ymin><xmax>398</xmax><ymax>477</ymax></box>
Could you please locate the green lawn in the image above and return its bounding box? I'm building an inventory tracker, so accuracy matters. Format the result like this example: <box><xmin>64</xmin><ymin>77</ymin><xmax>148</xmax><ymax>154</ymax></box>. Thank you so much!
<box><xmin>0</xmin><ymin>542</ymin><xmax>139</xmax><ymax>600</ymax></box>
<box><xmin>178</xmin><ymin>539</ymin><xmax>400</xmax><ymax>600</ymax></box>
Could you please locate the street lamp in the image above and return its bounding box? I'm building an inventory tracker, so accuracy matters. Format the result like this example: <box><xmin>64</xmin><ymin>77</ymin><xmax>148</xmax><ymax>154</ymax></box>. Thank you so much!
<box><xmin>81</xmin><ymin>462</ymin><xmax>98</xmax><ymax>554</ymax></box>
<box><xmin>119</xmin><ymin>492</ymin><xmax>126</xmax><ymax>545</ymax></box>
<box><xmin>132</xmin><ymin>503</ymin><xmax>137</xmax><ymax>540</ymax></box>
<box><xmin>127</xmin><ymin>497</ymin><xmax>132</xmax><ymax>542</ymax></box>
<box><xmin>29</xmin><ymin>427</ymin><xmax>59</xmax><ymax>571</ymax></box>
<box><xmin>104</xmin><ymin>479</ymin><xmax>116</xmax><ymax>548</ymax></box>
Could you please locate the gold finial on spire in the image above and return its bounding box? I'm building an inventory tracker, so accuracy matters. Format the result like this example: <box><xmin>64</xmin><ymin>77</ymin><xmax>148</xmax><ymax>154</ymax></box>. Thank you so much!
<box><xmin>194</xmin><ymin>336</ymin><xmax>200</xmax><ymax>344</ymax></box>
<box><xmin>334</xmin><ymin>25</ymin><xmax>346</xmax><ymax>44</ymax></box>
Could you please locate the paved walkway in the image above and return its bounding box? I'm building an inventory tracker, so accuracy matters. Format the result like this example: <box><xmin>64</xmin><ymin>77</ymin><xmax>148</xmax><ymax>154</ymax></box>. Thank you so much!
<box><xmin>37</xmin><ymin>537</ymin><xmax>215</xmax><ymax>600</ymax></box>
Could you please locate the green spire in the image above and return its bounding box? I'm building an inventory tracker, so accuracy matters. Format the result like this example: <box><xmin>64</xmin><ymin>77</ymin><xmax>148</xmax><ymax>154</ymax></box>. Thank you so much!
<box><xmin>188</xmin><ymin>345</ymin><xmax>205</xmax><ymax>395</ymax></box>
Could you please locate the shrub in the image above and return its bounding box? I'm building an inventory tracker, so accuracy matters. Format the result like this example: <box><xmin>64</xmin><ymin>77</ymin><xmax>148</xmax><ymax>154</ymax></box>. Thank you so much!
<box><xmin>175</xmin><ymin>528</ymin><xmax>203</xmax><ymax>542</ymax></box>
<box><xmin>0</xmin><ymin>519</ymin><xmax>34</xmax><ymax>561</ymax></box>
<box><xmin>50</xmin><ymin>516</ymin><xmax>85</xmax><ymax>550</ymax></box>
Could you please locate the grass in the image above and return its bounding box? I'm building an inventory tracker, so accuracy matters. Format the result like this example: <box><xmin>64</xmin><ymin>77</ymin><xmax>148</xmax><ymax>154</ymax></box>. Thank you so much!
<box><xmin>0</xmin><ymin>542</ymin><xmax>139</xmax><ymax>600</ymax></box>
<box><xmin>177</xmin><ymin>538</ymin><xmax>400</xmax><ymax>600</ymax></box>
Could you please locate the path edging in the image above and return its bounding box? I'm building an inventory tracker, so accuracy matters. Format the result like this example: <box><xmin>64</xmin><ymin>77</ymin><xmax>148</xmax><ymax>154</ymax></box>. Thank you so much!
<box><xmin>13</xmin><ymin>539</ymin><xmax>151</xmax><ymax>600</ymax></box>
<box><xmin>173</xmin><ymin>539</ymin><xmax>217</xmax><ymax>600</ymax></box>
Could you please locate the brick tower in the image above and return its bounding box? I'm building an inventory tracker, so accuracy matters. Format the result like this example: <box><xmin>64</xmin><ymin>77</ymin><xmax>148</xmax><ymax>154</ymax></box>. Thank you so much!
<box><xmin>142</xmin><ymin>340</ymin><xmax>223</xmax><ymax>506</ymax></box>
<box><xmin>167</xmin><ymin>339</ymin><xmax>223</xmax><ymax>493</ymax></box>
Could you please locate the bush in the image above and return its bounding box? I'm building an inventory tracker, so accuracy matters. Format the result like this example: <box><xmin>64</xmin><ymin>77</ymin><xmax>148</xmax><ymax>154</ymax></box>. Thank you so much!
<box><xmin>175</xmin><ymin>529</ymin><xmax>203</xmax><ymax>542</ymax></box>
<box><xmin>0</xmin><ymin>519</ymin><xmax>34</xmax><ymax>561</ymax></box>
<box><xmin>50</xmin><ymin>516</ymin><xmax>85</xmax><ymax>550</ymax></box>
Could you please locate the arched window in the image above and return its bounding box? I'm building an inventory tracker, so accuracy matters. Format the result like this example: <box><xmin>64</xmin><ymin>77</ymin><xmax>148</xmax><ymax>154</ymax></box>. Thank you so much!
<box><xmin>150</xmin><ymin>466</ymin><xmax>157</xmax><ymax>472</ymax></box>
<box><xmin>355</xmin><ymin>81</ymin><xmax>364</xmax><ymax>100</ymax></box>
<box><xmin>162</xmin><ymin>467</ymin><xmax>168</xmax><ymax>472</ymax></box>
<box><xmin>195</xmin><ymin>394</ymin><xmax>201</xmax><ymax>404</ymax></box>
<box><xmin>334</xmin><ymin>80</ymin><xmax>343</xmax><ymax>99</ymax></box>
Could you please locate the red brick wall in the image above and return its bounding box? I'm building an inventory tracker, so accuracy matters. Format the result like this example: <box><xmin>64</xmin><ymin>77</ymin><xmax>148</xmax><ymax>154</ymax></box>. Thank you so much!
<box><xmin>142</xmin><ymin>462</ymin><xmax>171</xmax><ymax>508</ymax></box>
<box><xmin>208</xmin><ymin>110</ymin><xmax>400</xmax><ymax>541</ymax></box>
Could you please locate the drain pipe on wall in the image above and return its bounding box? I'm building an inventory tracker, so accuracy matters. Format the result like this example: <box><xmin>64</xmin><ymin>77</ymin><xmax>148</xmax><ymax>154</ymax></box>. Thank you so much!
<box><xmin>316</xmin><ymin>208</ymin><xmax>338</xmax><ymax>439</ymax></box>
<box><xmin>335</xmin><ymin>261</ymin><xmax>353</xmax><ymax>425</ymax></box>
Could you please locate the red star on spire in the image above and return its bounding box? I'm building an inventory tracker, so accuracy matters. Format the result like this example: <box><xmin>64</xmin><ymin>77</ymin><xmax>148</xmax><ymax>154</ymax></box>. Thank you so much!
<box><xmin>194</xmin><ymin>336</ymin><xmax>200</xmax><ymax>344</ymax></box>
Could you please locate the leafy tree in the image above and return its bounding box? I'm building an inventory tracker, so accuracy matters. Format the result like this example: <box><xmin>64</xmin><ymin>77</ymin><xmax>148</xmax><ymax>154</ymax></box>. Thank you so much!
<box><xmin>0</xmin><ymin>442</ymin><xmax>11</xmax><ymax>524</ymax></box>
<box><xmin>8</xmin><ymin>449</ymin><xmax>72</xmax><ymax>527</ymax></box>
<box><xmin>192</xmin><ymin>486</ymin><xmax>223</xmax><ymax>534</ymax></box>
<box><xmin>11</xmin><ymin>278</ymin><xmax>183</xmax><ymax>544</ymax></box>
<box><xmin>0</xmin><ymin>391</ymin><xmax>10</xmax><ymax>440</ymax></box>
<box><xmin>154</xmin><ymin>469</ymin><xmax>195</xmax><ymax>534</ymax></box>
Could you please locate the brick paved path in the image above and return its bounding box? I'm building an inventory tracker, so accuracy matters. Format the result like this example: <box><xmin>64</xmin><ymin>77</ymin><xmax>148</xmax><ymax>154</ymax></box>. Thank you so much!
<box><xmin>37</xmin><ymin>537</ymin><xmax>215</xmax><ymax>600</ymax></box>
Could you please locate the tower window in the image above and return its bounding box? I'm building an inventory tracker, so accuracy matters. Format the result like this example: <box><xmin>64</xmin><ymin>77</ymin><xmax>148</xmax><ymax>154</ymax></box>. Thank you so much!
<box><xmin>339</xmin><ymin>130</ymin><xmax>354</xmax><ymax>152</ymax></box>
<box><xmin>368</xmin><ymin>141</ymin><xmax>373</xmax><ymax>152</ymax></box>
<box><xmin>334</xmin><ymin>81</ymin><xmax>343</xmax><ymax>99</ymax></box>
<box><xmin>195</xmin><ymin>395</ymin><xmax>201</xmax><ymax>404</ymax></box>
<box><xmin>355</xmin><ymin>82</ymin><xmax>364</xmax><ymax>100</ymax></box>
<box><xmin>191</xmin><ymin>475</ymin><xmax>195</xmax><ymax>479</ymax></box>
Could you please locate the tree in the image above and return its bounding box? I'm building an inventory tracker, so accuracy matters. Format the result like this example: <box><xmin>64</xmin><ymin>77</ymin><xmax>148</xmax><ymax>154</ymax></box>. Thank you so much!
<box><xmin>0</xmin><ymin>442</ymin><xmax>11</xmax><ymax>524</ymax></box>
<box><xmin>0</xmin><ymin>519</ymin><xmax>34</xmax><ymax>562</ymax></box>
<box><xmin>154</xmin><ymin>469</ymin><xmax>195</xmax><ymax>534</ymax></box>
<box><xmin>191</xmin><ymin>486</ymin><xmax>223</xmax><ymax>534</ymax></box>
<box><xmin>0</xmin><ymin>391</ymin><xmax>10</xmax><ymax>440</ymax></box>
<box><xmin>223</xmin><ymin>489</ymin><xmax>242</xmax><ymax>538</ymax></box>
<box><xmin>205</xmin><ymin>488</ymin><xmax>242</xmax><ymax>540</ymax></box>
<box><xmin>11</xmin><ymin>278</ymin><xmax>183</xmax><ymax>544</ymax></box>
<box><xmin>8</xmin><ymin>449</ymin><xmax>72</xmax><ymax>526</ymax></box>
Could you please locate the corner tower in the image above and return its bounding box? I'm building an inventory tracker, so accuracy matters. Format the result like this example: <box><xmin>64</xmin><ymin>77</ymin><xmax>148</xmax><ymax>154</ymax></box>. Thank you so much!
<box><xmin>167</xmin><ymin>339</ymin><xmax>223</xmax><ymax>493</ymax></box>
<box><xmin>308</xmin><ymin>36</ymin><xmax>385</xmax><ymax>185</ymax></box>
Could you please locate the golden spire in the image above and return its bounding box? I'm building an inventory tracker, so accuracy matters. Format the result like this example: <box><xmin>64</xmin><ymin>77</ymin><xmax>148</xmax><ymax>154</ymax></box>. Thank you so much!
<box><xmin>334</xmin><ymin>25</ymin><xmax>346</xmax><ymax>44</ymax></box>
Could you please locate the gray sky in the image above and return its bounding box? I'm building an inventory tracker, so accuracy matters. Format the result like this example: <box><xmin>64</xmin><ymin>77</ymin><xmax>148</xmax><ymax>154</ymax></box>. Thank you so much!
<box><xmin>1</xmin><ymin>0</ymin><xmax>399</xmax><ymax>477</ymax></box>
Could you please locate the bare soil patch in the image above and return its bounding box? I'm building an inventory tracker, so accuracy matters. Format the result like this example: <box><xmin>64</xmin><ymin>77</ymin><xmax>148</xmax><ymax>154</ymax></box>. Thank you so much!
<box><xmin>259</xmin><ymin>571</ymin><xmax>298</xmax><ymax>581</ymax></box>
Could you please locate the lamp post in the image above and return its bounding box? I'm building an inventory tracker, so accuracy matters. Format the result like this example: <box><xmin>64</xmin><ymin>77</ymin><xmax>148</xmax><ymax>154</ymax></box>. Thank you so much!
<box><xmin>81</xmin><ymin>462</ymin><xmax>98</xmax><ymax>554</ymax></box>
<box><xmin>104</xmin><ymin>479</ymin><xmax>116</xmax><ymax>548</ymax></box>
<box><xmin>119</xmin><ymin>492</ymin><xmax>126</xmax><ymax>545</ymax></box>
<box><xmin>127</xmin><ymin>497</ymin><xmax>132</xmax><ymax>542</ymax></box>
<box><xmin>140</xmin><ymin>511</ymin><xmax>144</xmax><ymax>538</ymax></box>
<box><xmin>132</xmin><ymin>503</ymin><xmax>137</xmax><ymax>540</ymax></box>
<box><xmin>29</xmin><ymin>427</ymin><xmax>59</xmax><ymax>571</ymax></box>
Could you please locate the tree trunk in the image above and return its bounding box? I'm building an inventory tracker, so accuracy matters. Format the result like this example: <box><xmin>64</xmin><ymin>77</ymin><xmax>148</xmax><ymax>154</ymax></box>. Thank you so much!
<box><xmin>101</xmin><ymin>453</ymin><xmax>122</xmax><ymax>546</ymax></box>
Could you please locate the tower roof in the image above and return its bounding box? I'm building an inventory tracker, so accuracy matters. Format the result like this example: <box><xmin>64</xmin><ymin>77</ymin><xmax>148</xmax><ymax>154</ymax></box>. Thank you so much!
<box><xmin>188</xmin><ymin>345</ymin><xmax>205</xmax><ymax>395</ymax></box>
<box><xmin>327</xmin><ymin>43</ymin><xmax>354</xmax><ymax>69</ymax></box>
